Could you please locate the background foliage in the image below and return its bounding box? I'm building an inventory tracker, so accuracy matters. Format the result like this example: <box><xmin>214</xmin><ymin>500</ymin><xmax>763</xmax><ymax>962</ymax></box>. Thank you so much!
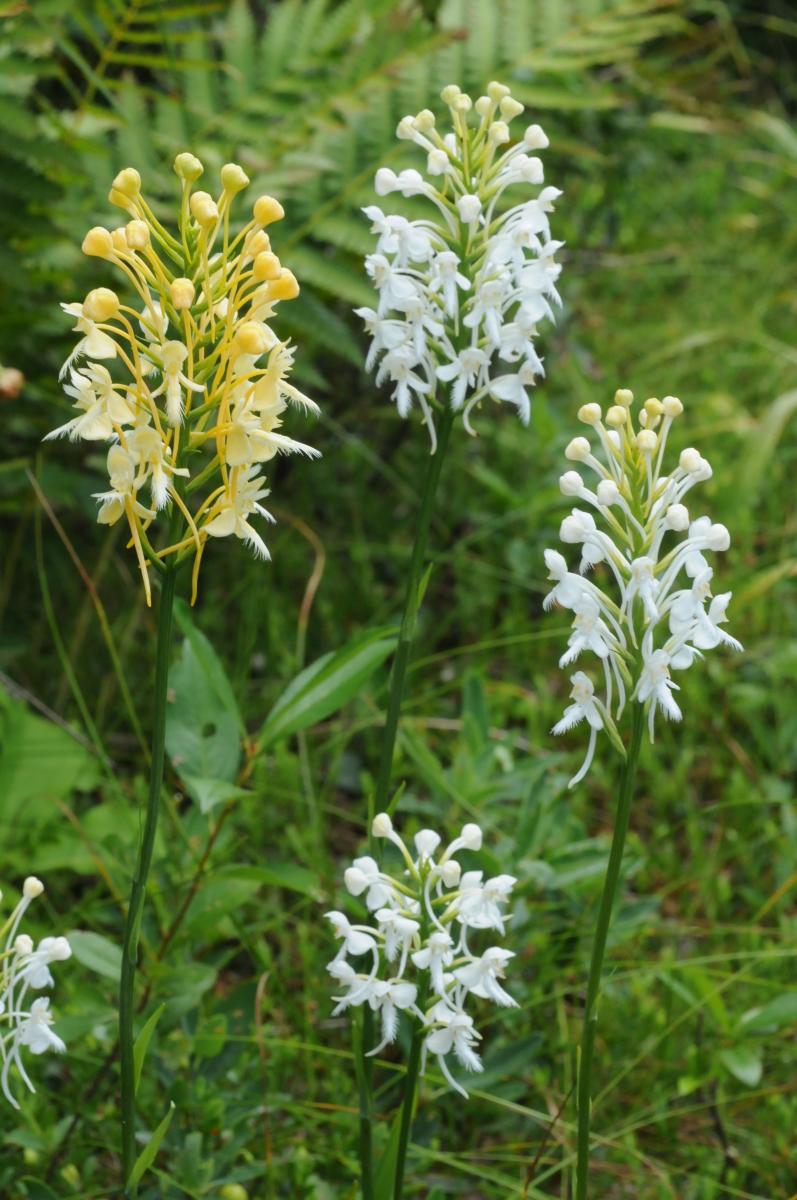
<box><xmin>1</xmin><ymin>0</ymin><xmax>796</xmax><ymax>1196</ymax></box>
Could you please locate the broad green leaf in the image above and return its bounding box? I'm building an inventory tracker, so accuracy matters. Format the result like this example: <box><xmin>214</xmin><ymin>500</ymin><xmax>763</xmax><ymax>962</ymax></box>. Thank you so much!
<box><xmin>214</xmin><ymin>862</ymin><xmax>321</xmax><ymax>900</ymax></box>
<box><xmin>134</xmin><ymin>1004</ymin><xmax>165</xmax><ymax>1094</ymax></box>
<box><xmin>153</xmin><ymin>963</ymin><xmax>217</xmax><ymax>1019</ymax></box>
<box><xmin>180</xmin><ymin>775</ymin><xmax>252</xmax><ymax>814</ymax></box>
<box><xmin>738</xmin><ymin>992</ymin><xmax>797</xmax><ymax>1034</ymax></box>
<box><xmin>173</xmin><ymin>601</ymin><xmax>244</xmax><ymax>733</ymax></box>
<box><xmin>18</xmin><ymin>1181</ymin><xmax>60</xmax><ymax>1200</ymax></box>
<box><xmin>718</xmin><ymin>1045</ymin><xmax>763</xmax><ymax>1088</ymax></box>
<box><xmin>166</xmin><ymin>627</ymin><xmax>241</xmax><ymax>784</ymax></box>
<box><xmin>0</xmin><ymin>692</ymin><xmax>99</xmax><ymax>819</ymax></box>
<box><xmin>126</xmin><ymin>1101</ymin><xmax>175</xmax><ymax>1189</ymax></box>
<box><xmin>182</xmin><ymin>876</ymin><xmax>261</xmax><ymax>932</ymax></box>
<box><xmin>257</xmin><ymin>627</ymin><xmax>397</xmax><ymax>748</ymax></box>
<box><xmin>67</xmin><ymin>930</ymin><xmax>122</xmax><ymax>982</ymax></box>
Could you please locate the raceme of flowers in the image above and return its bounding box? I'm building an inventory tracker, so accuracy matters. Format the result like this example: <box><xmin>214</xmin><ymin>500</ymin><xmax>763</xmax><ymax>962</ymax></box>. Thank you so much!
<box><xmin>0</xmin><ymin>877</ymin><xmax>71</xmax><ymax>1108</ymax></box>
<box><xmin>46</xmin><ymin>156</ymin><xmax>320</xmax><ymax>604</ymax></box>
<box><xmin>545</xmin><ymin>390</ymin><xmax>742</xmax><ymax>786</ymax></box>
<box><xmin>357</xmin><ymin>80</ymin><xmax>562</xmax><ymax>450</ymax></box>
<box><xmin>325</xmin><ymin>813</ymin><xmax>517</xmax><ymax>1097</ymax></box>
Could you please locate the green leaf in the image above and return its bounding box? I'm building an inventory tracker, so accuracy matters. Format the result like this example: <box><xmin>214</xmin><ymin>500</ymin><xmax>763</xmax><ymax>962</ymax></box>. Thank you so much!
<box><xmin>18</xmin><ymin>1181</ymin><xmax>60</xmax><ymax>1200</ymax></box>
<box><xmin>181</xmin><ymin>876</ymin><xmax>261</xmax><ymax>933</ymax></box>
<box><xmin>214</xmin><ymin>862</ymin><xmax>321</xmax><ymax>900</ymax></box>
<box><xmin>173</xmin><ymin>601</ymin><xmax>244</xmax><ymax>733</ymax></box>
<box><xmin>373</xmin><ymin>1106</ymin><xmax>403</xmax><ymax>1199</ymax></box>
<box><xmin>134</xmin><ymin>1004</ymin><xmax>166</xmax><ymax>1094</ymax></box>
<box><xmin>257</xmin><ymin>627</ymin><xmax>397</xmax><ymax>748</ymax></box>
<box><xmin>166</xmin><ymin>619</ymin><xmax>242</xmax><ymax>784</ymax></box>
<box><xmin>718</xmin><ymin>1045</ymin><xmax>763</xmax><ymax>1088</ymax></box>
<box><xmin>67</xmin><ymin>930</ymin><xmax>122</xmax><ymax>982</ymax></box>
<box><xmin>738</xmin><ymin>992</ymin><xmax>797</xmax><ymax>1034</ymax></box>
<box><xmin>0</xmin><ymin>692</ymin><xmax>99</xmax><ymax>819</ymax></box>
<box><xmin>180</xmin><ymin>775</ymin><xmax>252</xmax><ymax>814</ymax></box>
<box><xmin>126</xmin><ymin>1101</ymin><xmax>175</xmax><ymax>1190</ymax></box>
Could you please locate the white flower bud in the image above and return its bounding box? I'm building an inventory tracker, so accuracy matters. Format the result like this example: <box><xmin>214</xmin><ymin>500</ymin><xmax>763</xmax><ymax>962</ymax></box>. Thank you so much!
<box><xmin>645</xmin><ymin>397</ymin><xmax>664</xmax><ymax>418</ymax></box>
<box><xmin>524</xmin><ymin>124</ymin><xmax>549</xmax><ymax>150</ymax></box>
<box><xmin>707</xmin><ymin>523</ymin><xmax>730</xmax><ymax>551</ymax></box>
<box><xmin>487</xmin><ymin>80</ymin><xmax>510</xmax><ymax>102</ymax></box>
<box><xmin>372</xmin><ymin>812</ymin><xmax>393</xmax><ymax>837</ymax></box>
<box><xmin>427</xmin><ymin>149</ymin><xmax>450</xmax><ymax>176</ymax></box>
<box><xmin>344</xmin><ymin>867</ymin><xmax>368</xmax><ymax>896</ymax></box>
<box><xmin>499</xmin><ymin>96</ymin><xmax>524</xmax><ymax>121</ymax></box>
<box><xmin>596</xmin><ymin>479</ymin><xmax>620</xmax><ymax>506</ymax></box>
<box><xmin>636</xmin><ymin>429</ymin><xmax>658</xmax><ymax>453</ymax></box>
<box><xmin>374</xmin><ymin>167</ymin><xmax>398</xmax><ymax>195</ymax></box>
<box><xmin>614</xmin><ymin>388</ymin><xmax>634</xmax><ymax>408</ymax></box>
<box><xmin>460</xmin><ymin>823</ymin><xmax>482</xmax><ymax>850</ymax></box>
<box><xmin>414</xmin><ymin>109</ymin><xmax>436</xmax><ymax>133</ymax></box>
<box><xmin>23</xmin><ymin>877</ymin><xmax>44</xmax><ymax>899</ymax></box>
<box><xmin>679</xmin><ymin>447</ymin><xmax>702</xmax><ymax>473</ymax></box>
<box><xmin>14</xmin><ymin>934</ymin><xmax>33</xmax><ymax>955</ymax></box>
<box><xmin>456</xmin><ymin>194</ymin><xmax>482</xmax><ymax>223</ymax></box>
<box><xmin>441</xmin><ymin>860</ymin><xmax>461</xmax><ymax>887</ymax></box>
<box><xmin>396</xmin><ymin>115</ymin><xmax>415</xmax><ymax>139</ymax></box>
<box><xmin>578</xmin><ymin>403</ymin><xmax>602</xmax><ymax>425</ymax></box>
<box><xmin>474</xmin><ymin>95</ymin><xmax>491</xmax><ymax>117</ymax></box>
<box><xmin>414</xmin><ymin>829</ymin><xmax>441</xmax><ymax>859</ymax></box>
<box><xmin>488</xmin><ymin>121</ymin><xmax>510</xmax><ymax>145</ymax></box>
<box><xmin>662</xmin><ymin>395</ymin><xmax>683</xmax><ymax>417</ymax></box>
<box><xmin>605</xmin><ymin>405</ymin><xmax>627</xmax><ymax>428</ymax></box>
<box><xmin>559</xmin><ymin>470</ymin><xmax>583</xmax><ymax>496</ymax></box>
<box><xmin>452</xmin><ymin>92</ymin><xmax>472</xmax><ymax>112</ymax></box>
<box><xmin>565</xmin><ymin>436</ymin><xmax>591</xmax><ymax>462</ymax></box>
<box><xmin>665</xmin><ymin>503</ymin><xmax>689</xmax><ymax>531</ymax></box>
<box><xmin>440</xmin><ymin>84</ymin><xmax>462</xmax><ymax>105</ymax></box>
<box><xmin>50</xmin><ymin>936</ymin><xmax>72</xmax><ymax>962</ymax></box>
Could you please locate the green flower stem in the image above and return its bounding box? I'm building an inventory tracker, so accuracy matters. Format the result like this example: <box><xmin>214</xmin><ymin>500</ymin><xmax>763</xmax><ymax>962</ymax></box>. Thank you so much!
<box><xmin>119</xmin><ymin>565</ymin><xmax>178</xmax><ymax>1197</ymax></box>
<box><xmin>392</xmin><ymin>987</ymin><xmax>429</xmax><ymax>1200</ymax></box>
<box><xmin>575</xmin><ymin>703</ymin><xmax>645</xmax><ymax>1200</ymax></box>
<box><xmin>372</xmin><ymin>405</ymin><xmax>456</xmax><ymax>822</ymax></box>
<box><xmin>358</xmin><ymin>406</ymin><xmax>455</xmax><ymax>1200</ymax></box>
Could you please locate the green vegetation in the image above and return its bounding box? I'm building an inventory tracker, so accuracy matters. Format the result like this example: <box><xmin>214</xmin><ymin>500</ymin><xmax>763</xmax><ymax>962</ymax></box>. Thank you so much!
<box><xmin>1</xmin><ymin>1</ymin><xmax>795</xmax><ymax>1197</ymax></box>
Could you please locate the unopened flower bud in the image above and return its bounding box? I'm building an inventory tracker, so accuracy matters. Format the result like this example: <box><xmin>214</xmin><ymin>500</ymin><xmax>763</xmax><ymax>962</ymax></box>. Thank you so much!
<box><xmin>441</xmin><ymin>860</ymin><xmax>461</xmax><ymax>887</ymax></box>
<box><xmin>112</xmin><ymin>167</ymin><xmax>141</xmax><ymax>198</ymax></box>
<box><xmin>23</xmin><ymin>876</ymin><xmax>44</xmax><ymax>899</ymax></box>
<box><xmin>190</xmin><ymin>191</ymin><xmax>219</xmax><ymax>227</ymax></box>
<box><xmin>253</xmin><ymin>251</ymin><xmax>281</xmax><ymax>281</ymax></box>
<box><xmin>578</xmin><ymin>403</ymin><xmax>602</xmax><ymax>425</ymax></box>
<box><xmin>645</xmin><ymin>397</ymin><xmax>663</xmax><ymax>417</ymax></box>
<box><xmin>474</xmin><ymin>95</ymin><xmax>491</xmax><ymax>117</ymax></box>
<box><xmin>560</xmin><ymin>470</ymin><xmax>583</xmax><ymax>496</ymax></box>
<box><xmin>487</xmin><ymin>80</ymin><xmax>510</xmax><ymax>102</ymax></box>
<box><xmin>460</xmin><ymin>823</ymin><xmax>482</xmax><ymax>850</ymax></box>
<box><xmin>452</xmin><ymin>93</ymin><xmax>472</xmax><ymax>112</ymax></box>
<box><xmin>248</xmin><ymin>230</ymin><xmax>271</xmax><ymax>256</ymax></box>
<box><xmin>372</xmin><ymin>812</ymin><xmax>393</xmax><ymax>838</ymax></box>
<box><xmin>524</xmin><ymin>124</ymin><xmax>549</xmax><ymax>150</ymax></box>
<box><xmin>253</xmin><ymin>195</ymin><xmax>285</xmax><ymax>225</ymax></box>
<box><xmin>111</xmin><ymin>227</ymin><xmax>128</xmax><ymax>253</ymax></box>
<box><xmin>565</xmin><ymin>436</ymin><xmax>591</xmax><ymax>462</ymax></box>
<box><xmin>396</xmin><ymin>115</ymin><xmax>415</xmax><ymax>139</ymax></box>
<box><xmin>427</xmin><ymin>148</ymin><xmax>450</xmax><ymax>175</ymax></box>
<box><xmin>414</xmin><ymin>109</ymin><xmax>436</xmax><ymax>132</ymax></box>
<box><xmin>636</xmin><ymin>429</ymin><xmax>657</xmax><ymax>453</ymax></box>
<box><xmin>441</xmin><ymin>84</ymin><xmax>461</xmax><ymax>104</ymax></box>
<box><xmin>488</xmin><ymin>121</ymin><xmax>510</xmax><ymax>145</ymax></box>
<box><xmin>125</xmin><ymin>219</ymin><xmax>150</xmax><ymax>249</ymax></box>
<box><xmin>14</xmin><ymin>934</ymin><xmax>34</xmax><ymax>955</ymax></box>
<box><xmin>221</xmin><ymin>162</ymin><xmax>250</xmax><ymax>193</ymax></box>
<box><xmin>614</xmin><ymin>388</ymin><xmax>634</xmax><ymax>408</ymax></box>
<box><xmin>235</xmin><ymin>321</ymin><xmax>270</xmax><ymax>356</ymax></box>
<box><xmin>662</xmin><ymin>395</ymin><xmax>683</xmax><ymax>417</ymax></box>
<box><xmin>82</xmin><ymin>227</ymin><xmax>114</xmax><ymax>258</ymax></box>
<box><xmin>456</xmin><ymin>194</ymin><xmax>482</xmax><ymax>223</ymax></box>
<box><xmin>268</xmin><ymin>269</ymin><xmax>300</xmax><ymax>301</ymax></box>
<box><xmin>500</xmin><ymin>96</ymin><xmax>524</xmax><ymax>121</ymax></box>
<box><xmin>220</xmin><ymin>1187</ymin><xmax>248</xmax><ymax>1200</ymax></box>
<box><xmin>174</xmin><ymin>152</ymin><xmax>204</xmax><ymax>182</ymax></box>
<box><xmin>665</xmin><ymin>503</ymin><xmax>689</xmax><ymax>531</ymax></box>
<box><xmin>374</xmin><ymin>167</ymin><xmax>398</xmax><ymax>195</ymax></box>
<box><xmin>0</xmin><ymin>367</ymin><xmax>24</xmax><ymax>399</ymax></box>
<box><xmin>596</xmin><ymin>479</ymin><xmax>620</xmax><ymax>506</ymax></box>
<box><xmin>707</xmin><ymin>523</ymin><xmax>730</xmax><ymax>551</ymax></box>
<box><xmin>170</xmin><ymin>278</ymin><xmax>195</xmax><ymax>310</ymax></box>
<box><xmin>679</xmin><ymin>447</ymin><xmax>702</xmax><ymax>473</ymax></box>
<box><xmin>605</xmin><ymin>405</ymin><xmax>627</xmax><ymax>428</ymax></box>
<box><xmin>83</xmin><ymin>287</ymin><xmax>120</xmax><ymax>321</ymax></box>
<box><xmin>414</xmin><ymin>829</ymin><xmax>441</xmax><ymax>859</ymax></box>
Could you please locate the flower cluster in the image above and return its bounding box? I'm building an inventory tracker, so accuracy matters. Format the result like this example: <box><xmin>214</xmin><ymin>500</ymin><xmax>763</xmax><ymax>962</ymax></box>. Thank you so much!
<box><xmin>46</xmin><ymin>156</ymin><xmax>319</xmax><ymax>604</ymax></box>
<box><xmin>325</xmin><ymin>814</ymin><xmax>516</xmax><ymax>1097</ymax></box>
<box><xmin>1</xmin><ymin>877</ymin><xmax>71</xmax><ymax>1108</ymax></box>
<box><xmin>357</xmin><ymin>81</ymin><xmax>562</xmax><ymax>450</ymax></box>
<box><xmin>545</xmin><ymin>389</ymin><xmax>742</xmax><ymax>785</ymax></box>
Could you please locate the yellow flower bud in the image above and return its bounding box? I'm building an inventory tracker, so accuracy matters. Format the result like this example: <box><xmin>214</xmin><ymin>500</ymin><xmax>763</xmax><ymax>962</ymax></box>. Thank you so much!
<box><xmin>267</xmin><ymin>269</ymin><xmax>300</xmax><ymax>301</ymax></box>
<box><xmin>125</xmin><ymin>219</ymin><xmax>150</xmax><ymax>249</ymax></box>
<box><xmin>170</xmin><ymin>277</ymin><xmax>195</xmax><ymax>310</ymax></box>
<box><xmin>253</xmin><ymin>251</ymin><xmax>281</xmax><ymax>281</ymax></box>
<box><xmin>578</xmin><ymin>403</ymin><xmax>602</xmax><ymax>425</ymax></box>
<box><xmin>174</xmin><ymin>152</ymin><xmax>204</xmax><ymax>182</ymax></box>
<box><xmin>614</xmin><ymin>388</ymin><xmax>634</xmax><ymax>408</ymax></box>
<box><xmin>662</xmin><ymin>395</ymin><xmax>683</xmax><ymax>418</ymax></box>
<box><xmin>190</xmin><ymin>191</ymin><xmax>219</xmax><ymax>227</ymax></box>
<box><xmin>235</xmin><ymin>321</ymin><xmax>270</xmax><ymax>356</ymax></box>
<box><xmin>253</xmin><ymin>195</ymin><xmax>285</xmax><ymax>226</ymax></box>
<box><xmin>500</xmin><ymin>96</ymin><xmax>524</xmax><ymax>121</ymax></box>
<box><xmin>605</xmin><ymin>405</ymin><xmax>627</xmax><ymax>428</ymax></box>
<box><xmin>247</xmin><ymin>230</ymin><xmax>271</xmax><ymax>256</ymax></box>
<box><xmin>111</xmin><ymin>167</ymin><xmax>141</xmax><ymax>198</ymax></box>
<box><xmin>82</xmin><ymin>227</ymin><xmax>115</xmax><ymax>258</ymax></box>
<box><xmin>111</xmin><ymin>227</ymin><xmax>129</xmax><ymax>253</ymax></box>
<box><xmin>487</xmin><ymin>81</ymin><xmax>510</xmax><ymax>102</ymax></box>
<box><xmin>220</xmin><ymin>1187</ymin><xmax>248</xmax><ymax>1200</ymax></box>
<box><xmin>83</xmin><ymin>287</ymin><xmax>120</xmax><ymax>322</ymax></box>
<box><xmin>221</xmin><ymin>162</ymin><xmax>250</xmax><ymax>193</ymax></box>
<box><xmin>644</xmin><ymin>397</ymin><xmax>663</xmax><ymax>417</ymax></box>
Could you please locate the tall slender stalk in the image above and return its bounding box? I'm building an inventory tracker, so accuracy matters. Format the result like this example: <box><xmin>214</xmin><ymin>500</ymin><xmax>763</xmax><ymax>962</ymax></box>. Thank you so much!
<box><xmin>358</xmin><ymin>407</ymin><xmax>455</xmax><ymax>1200</ymax></box>
<box><xmin>119</xmin><ymin>566</ymin><xmax>178</xmax><ymax>1196</ymax></box>
<box><xmin>575</xmin><ymin>704</ymin><xmax>644</xmax><ymax>1200</ymax></box>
